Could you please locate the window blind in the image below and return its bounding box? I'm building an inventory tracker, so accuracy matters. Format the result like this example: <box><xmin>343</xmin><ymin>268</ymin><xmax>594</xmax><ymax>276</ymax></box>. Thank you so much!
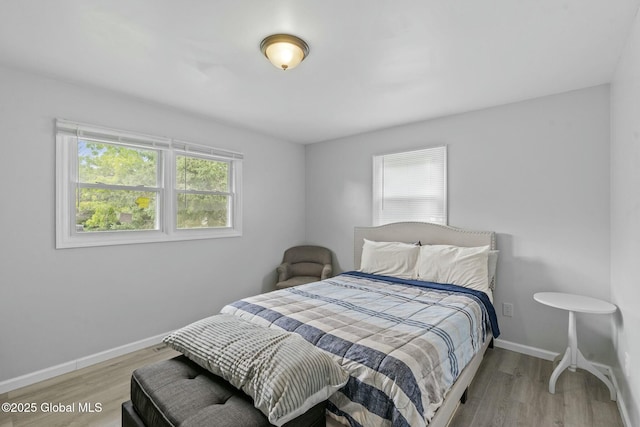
<box><xmin>56</xmin><ymin>119</ymin><xmax>171</xmax><ymax>150</ymax></box>
<box><xmin>373</xmin><ymin>146</ymin><xmax>447</xmax><ymax>225</ymax></box>
<box><xmin>56</xmin><ymin>121</ymin><xmax>244</xmax><ymax>162</ymax></box>
<box><xmin>173</xmin><ymin>139</ymin><xmax>244</xmax><ymax>160</ymax></box>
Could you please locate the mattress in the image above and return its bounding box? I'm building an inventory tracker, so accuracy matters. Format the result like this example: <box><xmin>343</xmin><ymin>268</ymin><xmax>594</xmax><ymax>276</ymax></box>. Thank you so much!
<box><xmin>221</xmin><ymin>272</ymin><xmax>499</xmax><ymax>427</ymax></box>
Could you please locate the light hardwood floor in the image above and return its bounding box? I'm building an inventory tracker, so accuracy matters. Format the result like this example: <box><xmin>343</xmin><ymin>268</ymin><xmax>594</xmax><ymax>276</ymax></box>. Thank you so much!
<box><xmin>0</xmin><ymin>345</ymin><xmax>623</xmax><ymax>427</ymax></box>
<box><xmin>449</xmin><ymin>346</ymin><xmax>624</xmax><ymax>427</ymax></box>
<box><xmin>0</xmin><ymin>345</ymin><xmax>180</xmax><ymax>427</ymax></box>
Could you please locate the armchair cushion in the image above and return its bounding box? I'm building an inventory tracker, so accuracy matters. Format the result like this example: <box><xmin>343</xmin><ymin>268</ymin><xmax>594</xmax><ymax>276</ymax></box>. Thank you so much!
<box><xmin>277</xmin><ymin>276</ymin><xmax>322</xmax><ymax>289</ymax></box>
<box><xmin>290</xmin><ymin>262</ymin><xmax>324</xmax><ymax>278</ymax></box>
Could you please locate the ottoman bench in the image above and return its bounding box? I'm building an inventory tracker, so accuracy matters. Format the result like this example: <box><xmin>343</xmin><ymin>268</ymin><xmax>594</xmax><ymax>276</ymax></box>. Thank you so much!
<box><xmin>122</xmin><ymin>355</ymin><xmax>326</xmax><ymax>427</ymax></box>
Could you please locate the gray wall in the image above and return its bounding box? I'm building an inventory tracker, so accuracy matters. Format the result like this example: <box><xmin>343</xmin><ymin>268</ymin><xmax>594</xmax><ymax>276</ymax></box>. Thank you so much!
<box><xmin>306</xmin><ymin>85</ymin><xmax>613</xmax><ymax>363</ymax></box>
<box><xmin>0</xmin><ymin>65</ymin><xmax>306</xmax><ymax>382</ymax></box>
<box><xmin>611</xmin><ymin>7</ymin><xmax>640</xmax><ymax>424</ymax></box>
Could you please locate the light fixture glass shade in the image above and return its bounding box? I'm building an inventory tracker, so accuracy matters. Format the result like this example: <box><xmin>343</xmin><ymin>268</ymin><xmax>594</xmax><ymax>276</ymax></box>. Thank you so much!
<box><xmin>260</xmin><ymin>34</ymin><xmax>309</xmax><ymax>71</ymax></box>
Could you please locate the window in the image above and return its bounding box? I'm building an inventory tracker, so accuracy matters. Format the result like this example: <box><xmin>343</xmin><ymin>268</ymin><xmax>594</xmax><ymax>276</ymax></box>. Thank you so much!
<box><xmin>56</xmin><ymin>120</ymin><xmax>242</xmax><ymax>248</ymax></box>
<box><xmin>372</xmin><ymin>146</ymin><xmax>447</xmax><ymax>226</ymax></box>
<box><xmin>175</xmin><ymin>154</ymin><xmax>231</xmax><ymax>229</ymax></box>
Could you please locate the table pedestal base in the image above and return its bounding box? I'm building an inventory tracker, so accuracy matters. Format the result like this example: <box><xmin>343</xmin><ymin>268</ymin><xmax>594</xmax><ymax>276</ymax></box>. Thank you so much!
<box><xmin>548</xmin><ymin>311</ymin><xmax>616</xmax><ymax>401</ymax></box>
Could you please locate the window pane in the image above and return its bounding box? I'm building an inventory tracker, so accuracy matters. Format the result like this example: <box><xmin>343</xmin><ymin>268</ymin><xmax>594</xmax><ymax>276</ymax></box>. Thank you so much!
<box><xmin>176</xmin><ymin>156</ymin><xmax>229</xmax><ymax>192</ymax></box>
<box><xmin>177</xmin><ymin>194</ymin><xmax>229</xmax><ymax>229</ymax></box>
<box><xmin>78</xmin><ymin>140</ymin><xmax>158</xmax><ymax>187</ymax></box>
<box><xmin>379</xmin><ymin>197</ymin><xmax>446</xmax><ymax>224</ymax></box>
<box><xmin>76</xmin><ymin>188</ymin><xmax>157</xmax><ymax>232</ymax></box>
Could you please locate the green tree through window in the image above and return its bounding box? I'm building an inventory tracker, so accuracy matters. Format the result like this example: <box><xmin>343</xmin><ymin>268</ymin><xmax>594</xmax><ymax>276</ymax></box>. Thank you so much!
<box><xmin>77</xmin><ymin>141</ymin><xmax>159</xmax><ymax>232</ymax></box>
<box><xmin>175</xmin><ymin>155</ymin><xmax>232</xmax><ymax>229</ymax></box>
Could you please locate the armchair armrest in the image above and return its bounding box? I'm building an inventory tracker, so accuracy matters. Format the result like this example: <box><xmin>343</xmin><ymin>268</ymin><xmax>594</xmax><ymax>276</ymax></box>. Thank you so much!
<box><xmin>277</xmin><ymin>262</ymin><xmax>292</xmax><ymax>282</ymax></box>
<box><xmin>320</xmin><ymin>264</ymin><xmax>333</xmax><ymax>280</ymax></box>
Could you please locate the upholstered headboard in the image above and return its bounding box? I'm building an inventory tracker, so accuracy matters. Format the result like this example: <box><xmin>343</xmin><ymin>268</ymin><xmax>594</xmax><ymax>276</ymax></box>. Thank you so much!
<box><xmin>354</xmin><ymin>222</ymin><xmax>496</xmax><ymax>270</ymax></box>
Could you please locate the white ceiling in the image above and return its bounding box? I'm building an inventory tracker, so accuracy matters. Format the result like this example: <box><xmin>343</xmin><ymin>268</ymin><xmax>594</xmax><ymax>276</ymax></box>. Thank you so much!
<box><xmin>0</xmin><ymin>1</ymin><xmax>638</xmax><ymax>144</ymax></box>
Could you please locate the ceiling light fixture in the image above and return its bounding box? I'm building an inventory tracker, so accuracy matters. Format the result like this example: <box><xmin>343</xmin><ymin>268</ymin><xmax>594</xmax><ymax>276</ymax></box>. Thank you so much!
<box><xmin>260</xmin><ymin>34</ymin><xmax>309</xmax><ymax>71</ymax></box>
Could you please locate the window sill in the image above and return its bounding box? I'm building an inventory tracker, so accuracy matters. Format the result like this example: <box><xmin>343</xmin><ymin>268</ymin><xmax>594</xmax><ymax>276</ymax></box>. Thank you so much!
<box><xmin>55</xmin><ymin>228</ymin><xmax>242</xmax><ymax>249</ymax></box>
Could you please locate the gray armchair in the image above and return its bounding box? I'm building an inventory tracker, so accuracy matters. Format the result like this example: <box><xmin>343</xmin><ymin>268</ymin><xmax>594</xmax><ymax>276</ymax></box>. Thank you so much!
<box><xmin>276</xmin><ymin>245</ymin><xmax>333</xmax><ymax>289</ymax></box>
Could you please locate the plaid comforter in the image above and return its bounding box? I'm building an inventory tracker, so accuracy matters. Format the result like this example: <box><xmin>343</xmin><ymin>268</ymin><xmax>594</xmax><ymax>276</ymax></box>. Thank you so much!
<box><xmin>221</xmin><ymin>272</ymin><xmax>499</xmax><ymax>427</ymax></box>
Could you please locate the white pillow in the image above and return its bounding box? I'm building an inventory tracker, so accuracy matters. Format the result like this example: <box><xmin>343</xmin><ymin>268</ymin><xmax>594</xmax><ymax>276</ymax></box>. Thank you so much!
<box><xmin>417</xmin><ymin>245</ymin><xmax>491</xmax><ymax>297</ymax></box>
<box><xmin>359</xmin><ymin>239</ymin><xmax>419</xmax><ymax>279</ymax></box>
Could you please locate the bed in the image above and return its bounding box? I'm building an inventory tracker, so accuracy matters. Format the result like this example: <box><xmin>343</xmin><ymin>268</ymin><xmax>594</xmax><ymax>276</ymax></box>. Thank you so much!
<box><xmin>218</xmin><ymin>222</ymin><xmax>500</xmax><ymax>427</ymax></box>
<box><xmin>149</xmin><ymin>222</ymin><xmax>498</xmax><ymax>426</ymax></box>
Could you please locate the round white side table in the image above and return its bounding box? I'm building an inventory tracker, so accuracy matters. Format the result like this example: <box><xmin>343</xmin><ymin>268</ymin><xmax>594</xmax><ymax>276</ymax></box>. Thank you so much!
<box><xmin>533</xmin><ymin>292</ymin><xmax>617</xmax><ymax>401</ymax></box>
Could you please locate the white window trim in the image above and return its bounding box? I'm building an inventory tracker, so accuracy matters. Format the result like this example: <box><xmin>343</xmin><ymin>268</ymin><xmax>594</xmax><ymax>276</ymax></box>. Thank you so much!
<box><xmin>55</xmin><ymin>119</ymin><xmax>243</xmax><ymax>249</ymax></box>
<box><xmin>372</xmin><ymin>145</ymin><xmax>447</xmax><ymax>226</ymax></box>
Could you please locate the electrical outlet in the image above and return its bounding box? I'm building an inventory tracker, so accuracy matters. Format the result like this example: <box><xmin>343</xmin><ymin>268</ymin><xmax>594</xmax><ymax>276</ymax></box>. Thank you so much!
<box><xmin>502</xmin><ymin>302</ymin><xmax>514</xmax><ymax>317</ymax></box>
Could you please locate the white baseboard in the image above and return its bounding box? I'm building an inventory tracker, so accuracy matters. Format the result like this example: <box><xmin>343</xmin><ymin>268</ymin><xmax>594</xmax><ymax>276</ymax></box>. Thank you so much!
<box><xmin>494</xmin><ymin>338</ymin><xmax>631</xmax><ymax>427</ymax></box>
<box><xmin>494</xmin><ymin>338</ymin><xmax>558</xmax><ymax>361</ymax></box>
<box><xmin>0</xmin><ymin>332</ymin><xmax>170</xmax><ymax>394</ymax></box>
<box><xmin>494</xmin><ymin>338</ymin><xmax>614</xmax><ymax>373</ymax></box>
<box><xmin>608</xmin><ymin>370</ymin><xmax>633</xmax><ymax>427</ymax></box>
